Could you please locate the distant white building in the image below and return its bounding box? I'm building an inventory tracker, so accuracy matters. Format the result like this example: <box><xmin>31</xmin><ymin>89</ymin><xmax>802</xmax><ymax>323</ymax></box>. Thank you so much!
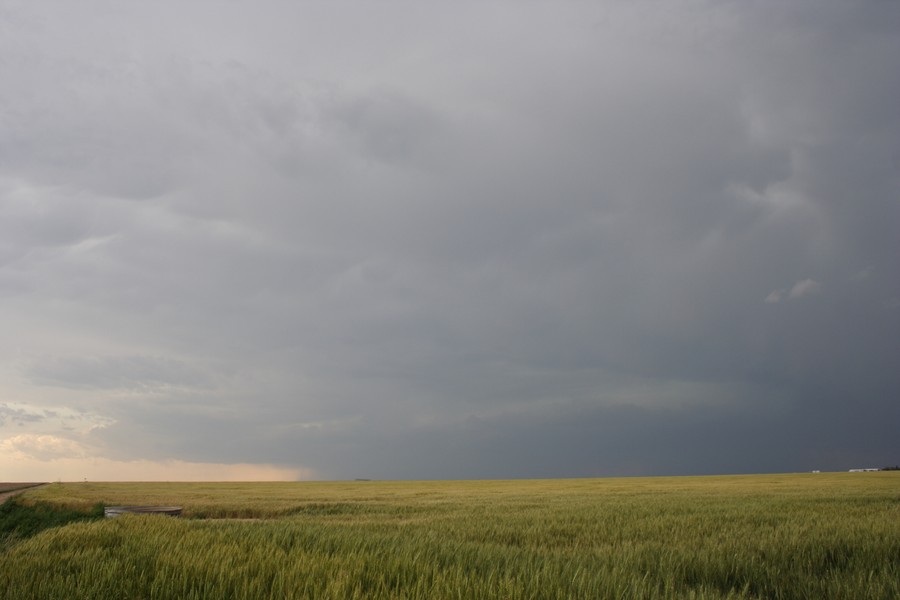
<box><xmin>848</xmin><ymin>468</ymin><xmax>880</xmax><ymax>472</ymax></box>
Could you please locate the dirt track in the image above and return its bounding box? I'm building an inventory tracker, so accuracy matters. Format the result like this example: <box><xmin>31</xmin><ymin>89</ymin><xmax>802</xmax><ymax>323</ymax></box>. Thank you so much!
<box><xmin>0</xmin><ymin>483</ymin><xmax>48</xmax><ymax>504</ymax></box>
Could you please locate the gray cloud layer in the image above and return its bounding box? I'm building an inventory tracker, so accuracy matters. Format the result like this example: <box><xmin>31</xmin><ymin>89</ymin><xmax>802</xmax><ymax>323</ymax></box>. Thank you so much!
<box><xmin>1</xmin><ymin>1</ymin><xmax>898</xmax><ymax>479</ymax></box>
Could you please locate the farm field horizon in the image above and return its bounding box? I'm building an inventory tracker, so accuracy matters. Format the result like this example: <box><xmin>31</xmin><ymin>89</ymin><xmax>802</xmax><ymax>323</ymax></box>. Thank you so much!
<box><xmin>2</xmin><ymin>472</ymin><xmax>898</xmax><ymax>599</ymax></box>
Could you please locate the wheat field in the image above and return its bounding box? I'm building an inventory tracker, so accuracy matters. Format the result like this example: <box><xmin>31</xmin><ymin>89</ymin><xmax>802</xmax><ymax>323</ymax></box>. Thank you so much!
<box><xmin>2</xmin><ymin>473</ymin><xmax>898</xmax><ymax>599</ymax></box>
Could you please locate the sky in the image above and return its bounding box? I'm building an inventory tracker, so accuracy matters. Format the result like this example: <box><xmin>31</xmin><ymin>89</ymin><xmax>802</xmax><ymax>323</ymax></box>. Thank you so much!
<box><xmin>1</xmin><ymin>1</ymin><xmax>898</xmax><ymax>482</ymax></box>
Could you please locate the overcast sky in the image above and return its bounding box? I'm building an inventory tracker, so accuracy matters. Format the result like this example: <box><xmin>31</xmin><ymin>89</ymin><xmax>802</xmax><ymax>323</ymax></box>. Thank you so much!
<box><xmin>1</xmin><ymin>1</ymin><xmax>898</xmax><ymax>481</ymax></box>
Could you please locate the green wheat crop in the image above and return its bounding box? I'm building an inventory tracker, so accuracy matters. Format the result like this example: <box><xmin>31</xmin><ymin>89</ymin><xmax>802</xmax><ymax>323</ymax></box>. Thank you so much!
<box><xmin>2</xmin><ymin>473</ymin><xmax>898</xmax><ymax>599</ymax></box>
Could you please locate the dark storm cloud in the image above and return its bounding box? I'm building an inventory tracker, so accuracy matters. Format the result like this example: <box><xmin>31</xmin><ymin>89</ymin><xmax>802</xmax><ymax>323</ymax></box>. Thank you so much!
<box><xmin>1</xmin><ymin>1</ymin><xmax>897</xmax><ymax>479</ymax></box>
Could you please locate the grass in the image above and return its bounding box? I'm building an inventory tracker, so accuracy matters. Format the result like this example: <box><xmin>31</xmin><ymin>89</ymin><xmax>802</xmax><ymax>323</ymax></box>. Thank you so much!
<box><xmin>0</xmin><ymin>497</ymin><xmax>104</xmax><ymax>550</ymax></box>
<box><xmin>1</xmin><ymin>473</ymin><xmax>898</xmax><ymax>599</ymax></box>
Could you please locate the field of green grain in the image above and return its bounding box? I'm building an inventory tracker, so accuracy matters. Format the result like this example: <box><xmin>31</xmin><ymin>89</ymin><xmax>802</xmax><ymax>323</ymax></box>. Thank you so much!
<box><xmin>2</xmin><ymin>473</ymin><xmax>898</xmax><ymax>599</ymax></box>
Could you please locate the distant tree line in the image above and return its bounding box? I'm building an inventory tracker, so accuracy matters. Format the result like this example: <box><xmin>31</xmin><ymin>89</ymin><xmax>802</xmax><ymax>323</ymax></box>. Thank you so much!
<box><xmin>881</xmin><ymin>465</ymin><xmax>900</xmax><ymax>471</ymax></box>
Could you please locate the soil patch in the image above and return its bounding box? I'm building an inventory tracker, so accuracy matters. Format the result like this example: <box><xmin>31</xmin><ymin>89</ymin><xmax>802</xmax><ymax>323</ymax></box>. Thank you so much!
<box><xmin>0</xmin><ymin>484</ymin><xmax>47</xmax><ymax>505</ymax></box>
